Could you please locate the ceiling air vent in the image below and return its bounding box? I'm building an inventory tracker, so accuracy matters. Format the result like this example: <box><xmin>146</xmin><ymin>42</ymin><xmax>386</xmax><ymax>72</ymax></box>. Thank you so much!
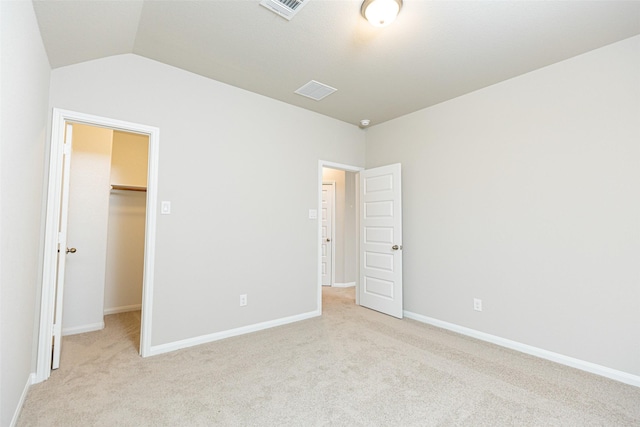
<box><xmin>295</xmin><ymin>80</ymin><xmax>337</xmax><ymax>101</ymax></box>
<box><xmin>260</xmin><ymin>0</ymin><xmax>308</xmax><ymax>20</ymax></box>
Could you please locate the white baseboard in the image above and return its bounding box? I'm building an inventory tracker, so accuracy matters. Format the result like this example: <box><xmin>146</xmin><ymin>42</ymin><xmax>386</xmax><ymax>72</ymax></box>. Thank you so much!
<box><xmin>332</xmin><ymin>282</ymin><xmax>355</xmax><ymax>288</ymax></box>
<box><xmin>10</xmin><ymin>373</ymin><xmax>35</xmax><ymax>427</ymax></box>
<box><xmin>149</xmin><ymin>309</ymin><xmax>321</xmax><ymax>357</ymax></box>
<box><xmin>404</xmin><ymin>311</ymin><xmax>640</xmax><ymax>388</ymax></box>
<box><xmin>62</xmin><ymin>321</ymin><xmax>105</xmax><ymax>336</ymax></box>
<box><xmin>104</xmin><ymin>304</ymin><xmax>141</xmax><ymax>315</ymax></box>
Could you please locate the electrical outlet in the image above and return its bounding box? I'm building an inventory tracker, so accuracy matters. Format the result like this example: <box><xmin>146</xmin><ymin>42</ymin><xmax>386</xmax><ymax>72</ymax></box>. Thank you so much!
<box><xmin>239</xmin><ymin>294</ymin><xmax>247</xmax><ymax>307</ymax></box>
<box><xmin>473</xmin><ymin>298</ymin><xmax>482</xmax><ymax>312</ymax></box>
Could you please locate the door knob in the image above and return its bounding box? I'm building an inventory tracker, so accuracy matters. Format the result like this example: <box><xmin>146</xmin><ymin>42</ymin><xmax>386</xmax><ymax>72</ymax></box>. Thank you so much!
<box><xmin>391</xmin><ymin>245</ymin><xmax>402</xmax><ymax>250</ymax></box>
<box><xmin>66</xmin><ymin>247</ymin><xmax>77</xmax><ymax>254</ymax></box>
<box><xmin>326</xmin><ymin>238</ymin><xmax>331</xmax><ymax>242</ymax></box>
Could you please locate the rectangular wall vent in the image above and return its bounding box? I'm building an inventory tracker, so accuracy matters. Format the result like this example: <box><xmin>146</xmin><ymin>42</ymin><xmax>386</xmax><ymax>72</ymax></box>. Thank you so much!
<box><xmin>260</xmin><ymin>0</ymin><xmax>308</xmax><ymax>20</ymax></box>
<box><xmin>295</xmin><ymin>80</ymin><xmax>337</xmax><ymax>101</ymax></box>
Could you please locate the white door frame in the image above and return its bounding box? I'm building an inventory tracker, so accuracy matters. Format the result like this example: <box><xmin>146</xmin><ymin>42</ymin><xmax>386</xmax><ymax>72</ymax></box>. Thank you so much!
<box><xmin>35</xmin><ymin>108</ymin><xmax>160</xmax><ymax>383</ymax></box>
<box><xmin>317</xmin><ymin>161</ymin><xmax>363</xmax><ymax>313</ymax></box>
<box><xmin>321</xmin><ymin>181</ymin><xmax>336</xmax><ymax>286</ymax></box>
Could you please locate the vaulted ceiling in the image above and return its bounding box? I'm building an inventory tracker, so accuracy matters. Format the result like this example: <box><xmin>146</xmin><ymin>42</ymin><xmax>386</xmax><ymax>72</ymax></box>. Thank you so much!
<box><xmin>33</xmin><ymin>0</ymin><xmax>640</xmax><ymax>126</ymax></box>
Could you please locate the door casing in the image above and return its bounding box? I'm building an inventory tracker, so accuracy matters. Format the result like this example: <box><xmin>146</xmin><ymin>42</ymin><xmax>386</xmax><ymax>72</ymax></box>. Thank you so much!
<box><xmin>35</xmin><ymin>108</ymin><xmax>160</xmax><ymax>383</ymax></box>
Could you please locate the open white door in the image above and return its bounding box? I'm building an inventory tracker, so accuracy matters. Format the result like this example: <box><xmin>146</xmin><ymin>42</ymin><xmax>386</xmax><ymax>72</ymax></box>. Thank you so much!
<box><xmin>359</xmin><ymin>163</ymin><xmax>403</xmax><ymax>318</ymax></box>
<box><xmin>51</xmin><ymin>124</ymin><xmax>74</xmax><ymax>369</ymax></box>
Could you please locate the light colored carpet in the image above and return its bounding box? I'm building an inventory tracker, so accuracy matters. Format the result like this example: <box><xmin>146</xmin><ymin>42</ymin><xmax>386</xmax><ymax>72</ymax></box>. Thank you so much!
<box><xmin>19</xmin><ymin>287</ymin><xmax>640</xmax><ymax>426</ymax></box>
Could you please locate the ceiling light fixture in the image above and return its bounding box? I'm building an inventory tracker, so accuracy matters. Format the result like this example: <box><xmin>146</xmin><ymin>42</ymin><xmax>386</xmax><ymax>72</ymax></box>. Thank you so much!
<box><xmin>361</xmin><ymin>0</ymin><xmax>402</xmax><ymax>27</ymax></box>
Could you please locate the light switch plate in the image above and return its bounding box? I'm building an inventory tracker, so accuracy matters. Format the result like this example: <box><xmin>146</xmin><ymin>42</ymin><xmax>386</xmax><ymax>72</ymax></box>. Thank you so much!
<box><xmin>161</xmin><ymin>201</ymin><xmax>171</xmax><ymax>215</ymax></box>
<box><xmin>308</xmin><ymin>209</ymin><xmax>317</xmax><ymax>219</ymax></box>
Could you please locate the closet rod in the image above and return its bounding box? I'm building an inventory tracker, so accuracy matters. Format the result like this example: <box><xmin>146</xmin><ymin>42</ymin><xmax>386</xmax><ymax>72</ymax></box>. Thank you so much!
<box><xmin>110</xmin><ymin>185</ymin><xmax>147</xmax><ymax>192</ymax></box>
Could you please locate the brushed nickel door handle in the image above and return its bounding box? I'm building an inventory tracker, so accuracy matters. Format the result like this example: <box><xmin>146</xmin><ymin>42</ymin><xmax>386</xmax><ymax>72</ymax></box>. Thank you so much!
<box><xmin>66</xmin><ymin>247</ymin><xmax>77</xmax><ymax>254</ymax></box>
<box><xmin>392</xmin><ymin>245</ymin><xmax>402</xmax><ymax>250</ymax></box>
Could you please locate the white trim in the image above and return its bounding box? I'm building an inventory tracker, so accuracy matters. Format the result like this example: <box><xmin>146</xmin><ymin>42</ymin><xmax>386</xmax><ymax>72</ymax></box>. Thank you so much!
<box><xmin>149</xmin><ymin>310</ymin><xmax>320</xmax><ymax>356</ymax></box>
<box><xmin>318</xmin><ymin>161</ymin><xmax>363</xmax><ymax>316</ymax></box>
<box><xmin>104</xmin><ymin>304</ymin><xmax>142</xmax><ymax>315</ymax></box>
<box><xmin>404</xmin><ymin>310</ymin><xmax>640</xmax><ymax>388</ymax></box>
<box><xmin>36</xmin><ymin>109</ymin><xmax>159</xmax><ymax>383</ymax></box>
<box><xmin>10</xmin><ymin>373</ymin><xmax>35</xmax><ymax>427</ymax></box>
<box><xmin>62</xmin><ymin>321</ymin><xmax>105</xmax><ymax>336</ymax></box>
<box><xmin>332</xmin><ymin>282</ymin><xmax>356</xmax><ymax>288</ymax></box>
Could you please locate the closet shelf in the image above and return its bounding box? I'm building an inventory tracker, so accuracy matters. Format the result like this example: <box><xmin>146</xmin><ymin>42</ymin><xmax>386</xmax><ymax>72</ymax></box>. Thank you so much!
<box><xmin>110</xmin><ymin>185</ymin><xmax>147</xmax><ymax>192</ymax></box>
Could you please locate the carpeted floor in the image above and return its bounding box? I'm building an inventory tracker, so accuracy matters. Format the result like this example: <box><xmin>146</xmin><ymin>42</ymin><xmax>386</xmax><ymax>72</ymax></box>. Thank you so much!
<box><xmin>18</xmin><ymin>287</ymin><xmax>640</xmax><ymax>426</ymax></box>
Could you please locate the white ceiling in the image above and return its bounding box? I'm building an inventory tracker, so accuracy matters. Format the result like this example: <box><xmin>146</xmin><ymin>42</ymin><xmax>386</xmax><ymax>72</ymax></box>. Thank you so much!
<box><xmin>33</xmin><ymin>0</ymin><xmax>640</xmax><ymax>127</ymax></box>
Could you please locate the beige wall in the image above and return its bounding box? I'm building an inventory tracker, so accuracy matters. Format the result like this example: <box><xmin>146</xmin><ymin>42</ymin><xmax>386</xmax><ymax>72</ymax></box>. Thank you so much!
<box><xmin>104</xmin><ymin>131</ymin><xmax>149</xmax><ymax>313</ymax></box>
<box><xmin>110</xmin><ymin>131</ymin><xmax>149</xmax><ymax>187</ymax></box>
<box><xmin>366</xmin><ymin>35</ymin><xmax>640</xmax><ymax>376</ymax></box>
<box><xmin>0</xmin><ymin>2</ymin><xmax>51</xmax><ymax>425</ymax></box>
<box><xmin>49</xmin><ymin>54</ymin><xmax>366</xmax><ymax>347</ymax></box>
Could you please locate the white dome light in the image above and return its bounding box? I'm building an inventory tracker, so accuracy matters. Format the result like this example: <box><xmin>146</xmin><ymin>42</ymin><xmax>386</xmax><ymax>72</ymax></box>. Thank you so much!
<box><xmin>361</xmin><ymin>0</ymin><xmax>402</xmax><ymax>28</ymax></box>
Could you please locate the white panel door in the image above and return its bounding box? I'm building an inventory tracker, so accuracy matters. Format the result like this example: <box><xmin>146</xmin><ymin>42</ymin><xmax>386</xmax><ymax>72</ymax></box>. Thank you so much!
<box><xmin>52</xmin><ymin>124</ymin><xmax>73</xmax><ymax>369</ymax></box>
<box><xmin>359</xmin><ymin>164</ymin><xmax>403</xmax><ymax>318</ymax></box>
<box><xmin>321</xmin><ymin>183</ymin><xmax>334</xmax><ymax>286</ymax></box>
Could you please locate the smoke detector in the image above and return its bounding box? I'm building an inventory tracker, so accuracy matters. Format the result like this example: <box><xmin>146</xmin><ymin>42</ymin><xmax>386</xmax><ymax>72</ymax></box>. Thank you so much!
<box><xmin>260</xmin><ymin>0</ymin><xmax>308</xmax><ymax>20</ymax></box>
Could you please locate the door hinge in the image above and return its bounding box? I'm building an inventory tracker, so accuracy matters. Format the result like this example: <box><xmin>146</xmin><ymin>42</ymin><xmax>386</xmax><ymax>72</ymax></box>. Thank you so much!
<box><xmin>52</xmin><ymin>323</ymin><xmax>61</xmax><ymax>336</ymax></box>
<box><xmin>63</xmin><ymin>143</ymin><xmax>71</xmax><ymax>155</ymax></box>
